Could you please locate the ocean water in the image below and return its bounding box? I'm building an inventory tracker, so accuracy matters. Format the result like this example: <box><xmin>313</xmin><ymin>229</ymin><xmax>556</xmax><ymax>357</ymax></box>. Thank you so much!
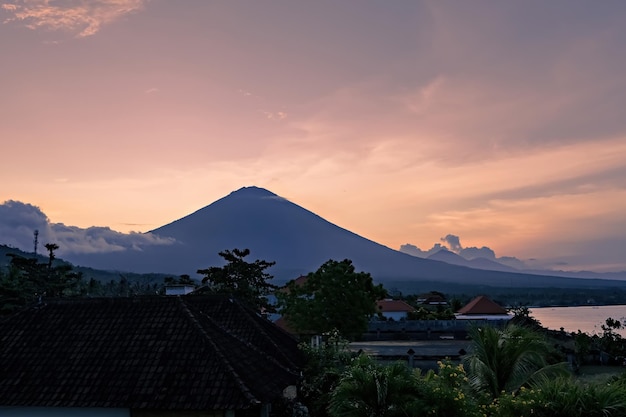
<box><xmin>529</xmin><ymin>305</ymin><xmax>626</xmax><ymax>336</ymax></box>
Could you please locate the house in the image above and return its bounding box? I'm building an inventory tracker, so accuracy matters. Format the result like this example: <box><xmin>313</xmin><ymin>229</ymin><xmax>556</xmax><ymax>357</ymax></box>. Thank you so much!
<box><xmin>376</xmin><ymin>299</ymin><xmax>415</xmax><ymax>321</ymax></box>
<box><xmin>164</xmin><ymin>284</ymin><xmax>196</xmax><ymax>296</ymax></box>
<box><xmin>416</xmin><ymin>292</ymin><xmax>448</xmax><ymax>306</ymax></box>
<box><xmin>0</xmin><ymin>295</ymin><xmax>303</xmax><ymax>417</ymax></box>
<box><xmin>455</xmin><ymin>295</ymin><xmax>512</xmax><ymax>321</ymax></box>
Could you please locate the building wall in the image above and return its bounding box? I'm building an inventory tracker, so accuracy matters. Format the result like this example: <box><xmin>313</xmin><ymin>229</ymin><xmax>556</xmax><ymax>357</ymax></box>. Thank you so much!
<box><xmin>0</xmin><ymin>407</ymin><xmax>130</xmax><ymax>417</ymax></box>
<box><xmin>380</xmin><ymin>311</ymin><xmax>409</xmax><ymax>321</ymax></box>
<box><xmin>132</xmin><ymin>410</ymin><xmax>226</xmax><ymax>417</ymax></box>
<box><xmin>0</xmin><ymin>408</ymin><xmax>228</xmax><ymax>417</ymax></box>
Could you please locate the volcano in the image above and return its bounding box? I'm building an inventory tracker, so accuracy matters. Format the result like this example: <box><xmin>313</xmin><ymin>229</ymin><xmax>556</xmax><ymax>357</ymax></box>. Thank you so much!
<box><xmin>66</xmin><ymin>186</ymin><xmax>625</xmax><ymax>290</ymax></box>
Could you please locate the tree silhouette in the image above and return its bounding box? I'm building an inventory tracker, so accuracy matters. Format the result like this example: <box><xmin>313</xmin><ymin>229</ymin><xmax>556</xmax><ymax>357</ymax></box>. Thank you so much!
<box><xmin>197</xmin><ymin>248</ymin><xmax>276</xmax><ymax>312</ymax></box>
<box><xmin>277</xmin><ymin>259</ymin><xmax>386</xmax><ymax>339</ymax></box>
<box><xmin>463</xmin><ymin>324</ymin><xmax>567</xmax><ymax>397</ymax></box>
<box><xmin>1</xmin><ymin>243</ymin><xmax>83</xmax><ymax>313</ymax></box>
<box><xmin>328</xmin><ymin>355</ymin><xmax>419</xmax><ymax>417</ymax></box>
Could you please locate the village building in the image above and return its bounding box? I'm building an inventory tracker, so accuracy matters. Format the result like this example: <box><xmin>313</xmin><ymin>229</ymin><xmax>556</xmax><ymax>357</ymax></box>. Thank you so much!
<box><xmin>416</xmin><ymin>292</ymin><xmax>448</xmax><ymax>306</ymax></box>
<box><xmin>376</xmin><ymin>299</ymin><xmax>415</xmax><ymax>321</ymax></box>
<box><xmin>455</xmin><ymin>295</ymin><xmax>512</xmax><ymax>321</ymax></box>
<box><xmin>0</xmin><ymin>295</ymin><xmax>303</xmax><ymax>417</ymax></box>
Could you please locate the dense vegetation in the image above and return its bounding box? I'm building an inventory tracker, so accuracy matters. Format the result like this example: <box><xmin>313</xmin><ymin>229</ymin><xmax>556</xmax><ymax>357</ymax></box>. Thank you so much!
<box><xmin>277</xmin><ymin>259</ymin><xmax>387</xmax><ymax>339</ymax></box>
<box><xmin>292</xmin><ymin>323</ymin><xmax>626</xmax><ymax>417</ymax></box>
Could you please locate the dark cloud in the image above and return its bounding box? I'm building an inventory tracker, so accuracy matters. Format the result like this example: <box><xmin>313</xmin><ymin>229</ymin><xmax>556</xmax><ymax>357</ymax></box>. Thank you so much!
<box><xmin>460</xmin><ymin>246</ymin><xmax>496</xmax><ymax>260</ymax></box>
<box><xmin>0</xmin><ymin>200</ymin><xmax>50</xmax><ymax>251</ymax></box>
<box><xmin>0</xmin><ymin>200</ymin><xmax>175</xmax><ymax>256</ymax></box>
<box><xmin>440</xmin><ymin>234</ymin><xmax>462</xmax><ymax>253</ymax></box>
<box><xmin>399</xmin><ymin>243</ymin><xmax>445</xmax><ymax>258</ymax></box>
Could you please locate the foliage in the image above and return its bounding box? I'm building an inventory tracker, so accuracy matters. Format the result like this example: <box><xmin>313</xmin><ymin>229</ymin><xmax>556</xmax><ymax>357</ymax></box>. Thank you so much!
<box><xmin>598</xmin><ymin>317</ymin><xmax>625</xmax><ymax>362</ymax></box>
<box><xmin>277</xmin><ymin>259</ymin><xmax>386</xmax><ymax>339</ymax></box>
<box><xmin>197</xmin><ymin>248</ymin><xmax>276</xmax><ymax>311</ymax></box>
<box><xmin>329</xmin><ymin>356</ymin><xmax>414</xmax><ymax>417</ymax></box>
<box><xmin>161</xmin><ymin>274</ymin><xmax>198</xmax><ymax>295</ymax></box>
<box><xmin>322</xmin><ymin>353</ymin><xmax>626</xmax><ymax>417</ymax></box>
<box><xmin>0</xmin><ymin>244</ymin><xmax>83</xmax><ymax>313</ymax></box>
<box><xmin>164</xmin><ymin>274</ymin><xmax>197</xmax><ymax>287</ymax></box>
<box><xmin>406</xmin><ymin>305</ymin><xmax>455</xmax><ymax>320</ymax></box>
<box><xmin>299</xmin><ymin>330</ymin><xmax>355</xmax><ymax>417</ymax></box>
<box><xmin>464</xmin><ymin>324</ymin><xmax>568</xmax><ymax>398</ymax></box>
<box><xmin>416</xmin><ymin>360</ymin><xmax>484</xmax><ymax>417</ymax></box>
<box><xmin>327</xmin><ymin>357</ymin><xmax>485</xmax><ymax>417</ymax></box>
<box><xmin>508</xmin><ymin>305</ymin><xmax>543</xmax><ymax>330</ymax></box>
<box><xmin>573</xmin><ymin>330</ymin><xmax>592</xmax><ymax>365</ymax></box>
<box><xmin>494</xmin><ymin>376</ymin><xmax>626</xmax><ymax>417</ymax></box>
<box><xmin>328</xmin><ymin>355</ymin><xmax>420</xmax><ymax>417</ymax></box>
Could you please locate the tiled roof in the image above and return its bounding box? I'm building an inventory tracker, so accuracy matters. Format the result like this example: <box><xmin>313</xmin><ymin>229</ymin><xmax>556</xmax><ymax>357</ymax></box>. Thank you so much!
<box><xmin>376</xmin><ymin>299</ymin><xmax>415</xmax><ymax>313</ymax></box>
<box><xmin>0</xmin><ymin>296</ymin><xmax>303</xmax><ymax>411</ymax></box>
<box><xmin>457</xmin><ymin>295</ymin><xmax>508</xmax><ymax>315</ymax></box>
<box><xmin>277</xmin><ymin>275</ymin><xmax>308</xmax><ymax>294</ymax></box>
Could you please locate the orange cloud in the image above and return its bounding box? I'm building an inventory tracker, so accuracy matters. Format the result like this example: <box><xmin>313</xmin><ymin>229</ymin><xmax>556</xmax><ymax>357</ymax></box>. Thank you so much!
<box><xmin>2</xmin><ymin>0</ymin><xmax>148</xmax><ymax>37</ymax></box>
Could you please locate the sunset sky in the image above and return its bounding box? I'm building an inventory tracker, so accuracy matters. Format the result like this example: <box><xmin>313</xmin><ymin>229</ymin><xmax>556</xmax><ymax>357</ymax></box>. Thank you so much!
<box><xmin>1</xmin><ymin>1</ymin><xmax>626</xmax><ymax>272</ymax></box>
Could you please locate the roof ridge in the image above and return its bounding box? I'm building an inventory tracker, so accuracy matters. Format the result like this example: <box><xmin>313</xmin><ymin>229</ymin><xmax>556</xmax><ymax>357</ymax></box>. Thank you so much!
<box><xmin>208</xmin><ymin>299</ymin><xmax>300</xmax><ymax>375</ymax></box>
<box><xmin>177</xmin><ymin>298</ymin><xmax>260</xmax><ymax>406</ymax></box>
<box><xmin>230</xmin><ymin>299</ymin><xmax>301</xmax><ymax>371</ymax></box>
<box><xmin>185</xmin><ymin>299</ymin><xmax>300</xmax><ymax>378</ymax></box>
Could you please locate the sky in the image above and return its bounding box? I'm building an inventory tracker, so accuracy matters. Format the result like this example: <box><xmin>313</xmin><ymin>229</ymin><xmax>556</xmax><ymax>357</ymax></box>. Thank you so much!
<box><xmin>1</xmin><ymin>0</ymin><xmax>626</xmax><ymax>273</ymax></box>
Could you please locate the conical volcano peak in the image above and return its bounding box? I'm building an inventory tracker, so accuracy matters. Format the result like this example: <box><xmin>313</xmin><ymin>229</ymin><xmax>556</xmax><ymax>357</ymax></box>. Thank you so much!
<box><xmin>229</xmin><ymin>186</ymin><xmax>278</xmax><ymax>198</ymax></box>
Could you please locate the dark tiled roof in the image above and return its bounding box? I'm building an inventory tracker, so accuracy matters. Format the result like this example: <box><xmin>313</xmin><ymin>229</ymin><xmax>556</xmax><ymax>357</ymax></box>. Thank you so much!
<box><xmin>457</xmin><ymin>295</ymin><xmax>508</xmax><ymax>315</ymax></box>
<box><xmin>0</xmin><ymin>296</ymin><xmax>303</xmax><ymax>411</ymax></box>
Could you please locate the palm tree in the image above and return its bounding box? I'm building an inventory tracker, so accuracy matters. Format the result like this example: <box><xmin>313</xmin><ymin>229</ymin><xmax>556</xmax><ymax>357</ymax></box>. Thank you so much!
<box><xmin>463</xmin><ymin>324</ymin><xmax>567</xmax><ymax>398</ymax></box>
<box><xmin>328</xmin><ymin>356</ymin><xmax>418</xmax><ymax>417</ymax></box>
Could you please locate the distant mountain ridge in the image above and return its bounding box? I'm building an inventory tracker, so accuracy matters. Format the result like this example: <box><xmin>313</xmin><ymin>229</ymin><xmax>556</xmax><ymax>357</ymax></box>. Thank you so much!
<box><xmin>425</xmin><ymin>248</ymin><xmax>626</xmax><ymax>280</ymax></box>
<box><xmin>64</xmin><ymin>186</ymin><xmax>626</xmax><ymax>290</ymax></box>
<box><xmin>428</xmin><ymin>249</ymin><xmax>520</xmax><ymax>273</ymax></box>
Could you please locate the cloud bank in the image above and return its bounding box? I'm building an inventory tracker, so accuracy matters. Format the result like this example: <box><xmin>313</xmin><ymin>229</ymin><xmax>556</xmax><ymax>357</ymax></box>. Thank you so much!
<box><xmin>0</xmin><ymin>200</ymin><xmax>174</xmax><ymax>256</ymax></box>
<box><xmin>1</xmin><ymin>0</ymin><xmax>148</xmax><ymax>37</ymax></box>
<box><xmin>400</xmin><ymin>234</ymin><xmax>527</xmax><ymax>270</ymax></box>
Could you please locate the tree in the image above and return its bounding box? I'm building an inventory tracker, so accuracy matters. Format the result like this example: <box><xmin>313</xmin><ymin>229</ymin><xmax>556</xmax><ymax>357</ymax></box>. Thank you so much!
<box><xmin>0</xmin><ymin>243</ymin><xmax>83</xmax><ymax>314</ymax></box>
<box><xmin>299</xmin><ymin>330</ymin><xmax>354</xmax><ymax>417</ymax></box>
<box><xmin>163</xmin><ymin>274</ymin><xmax>198</xmax><ymax>289</ymax></box>
<box><xmin>328</xmin><ymin>355</ymin><xmax>419</xmax><ymax>417</ymax></box>
<box><xmin>598</xmin><ymin>317</ymin><xmax>625</xmax><ymax>362</ymax></box>
<box><xmin>197</xmin><ymin>248</ymin><xmax>276</xmax><ymax>311</ymax></box>
<box><xmin>277</xmin><ymin>259</ymin><xmax>386</xmax><ymax>339</ymax></box>
<box><xmin>416</xmin><ymin>360</ymin><xmax>483</xmax><ymax>417</ymax></box>
<box><xmin>508</xmin><ymin>304</ymin><xmax>543</xmax><ymax>330</ymax></box>
<box><xmin>463</xmin><ymin>324</ymin><xmax>567</xmax><ymax>398</ymax></box>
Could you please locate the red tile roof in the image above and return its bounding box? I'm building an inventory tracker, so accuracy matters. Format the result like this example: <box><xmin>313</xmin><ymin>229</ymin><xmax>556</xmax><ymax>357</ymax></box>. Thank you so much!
<box><xmin>457</xmin><ymin>295</ymin><xmax>508</xmax><ymax>315</ymax></box>
<box><xmin>377</xmin><ymin>299</ymin><xmax>415</xmax><ymax>313</ymax></box>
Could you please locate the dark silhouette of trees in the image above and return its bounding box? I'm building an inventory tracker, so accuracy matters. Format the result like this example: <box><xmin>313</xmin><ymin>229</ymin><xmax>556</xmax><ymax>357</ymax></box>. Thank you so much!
<box><xmin>328</xmin><ymin>355</ymin><xmax>419</xmax><ymax>417</ymax></box>
<box><xmin>0</xmin><ymin>243</ymin><xmax>83</xmax><ymax>314</ymax></box>
<box><xmin>197</xmin><ymin>248</ymin><xmax>276</xmax><ymax>311</ymax></box>
<box><xmin>463</xmin><ymin>324</ymin><xmax>568</xmax><ymax>398</ymax></box>
<box><xmin>277</xmin><ymin>259</ymin><xmax>386</xmax><ymax>339</ymax></box>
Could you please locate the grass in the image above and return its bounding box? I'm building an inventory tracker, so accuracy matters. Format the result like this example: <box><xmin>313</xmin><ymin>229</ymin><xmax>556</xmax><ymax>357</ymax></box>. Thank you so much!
<box><xmin>575</xmin><ymin>365</ymin><xmax>626</xmax><ymax>384</ymax></box>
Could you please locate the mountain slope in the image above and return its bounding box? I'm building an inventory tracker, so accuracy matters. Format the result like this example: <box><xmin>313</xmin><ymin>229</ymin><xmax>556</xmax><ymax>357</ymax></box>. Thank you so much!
<box><xmin>66</xmin><ymin>187</ymin><xmax>626</xmax><ymax>289</ymax></box>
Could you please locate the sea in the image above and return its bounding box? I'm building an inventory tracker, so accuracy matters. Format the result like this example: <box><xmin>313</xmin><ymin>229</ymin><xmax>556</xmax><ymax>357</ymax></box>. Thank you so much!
<box><xmin>529</xmin><ymin>305</ymin><xmax>626</xmax><ymax>337</ymax></box>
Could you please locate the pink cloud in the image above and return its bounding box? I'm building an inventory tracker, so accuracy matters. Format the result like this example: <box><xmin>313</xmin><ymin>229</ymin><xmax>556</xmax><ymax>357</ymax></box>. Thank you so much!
<box><xmin>2</xmin><ymin>0</ymin><xmax>148</xmax><ymax>37</ymax></box>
